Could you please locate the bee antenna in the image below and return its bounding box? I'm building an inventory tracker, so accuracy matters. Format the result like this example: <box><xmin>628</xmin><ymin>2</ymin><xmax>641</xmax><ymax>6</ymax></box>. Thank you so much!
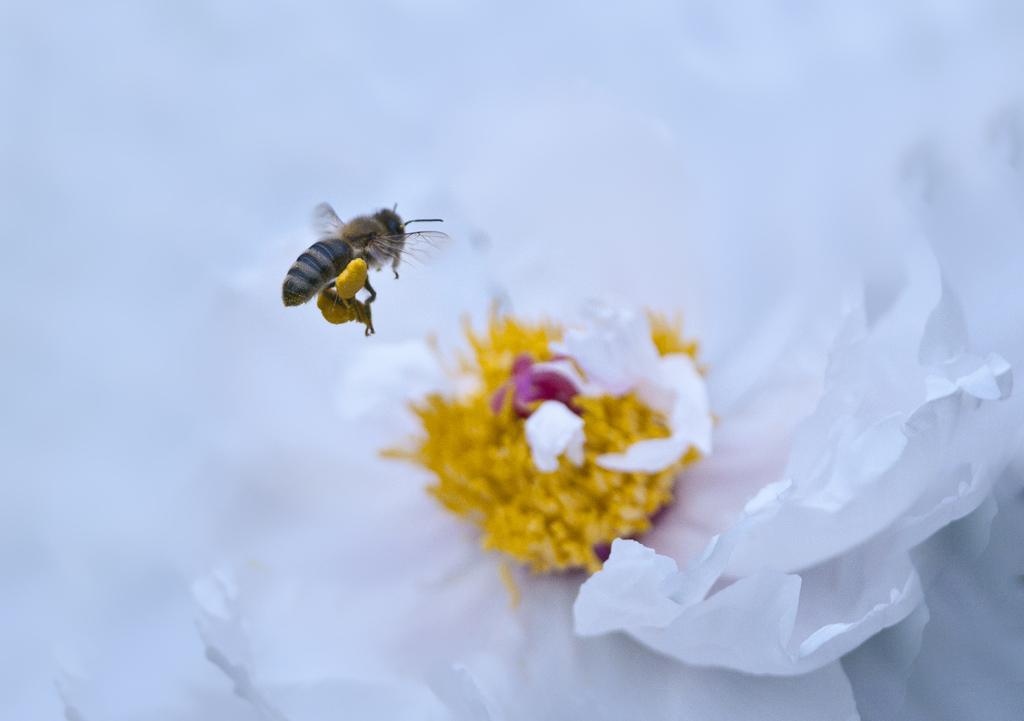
<box><xmin>403</xmin><ymin>218</ymin><xmax>444</xmax><ymax>225</ymax></box>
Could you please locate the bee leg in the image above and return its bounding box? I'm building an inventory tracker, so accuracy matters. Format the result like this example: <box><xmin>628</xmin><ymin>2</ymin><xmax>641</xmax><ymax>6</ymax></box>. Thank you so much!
<box><xmin>353</xmin><ymin>297</ymin><xmax>374</xmax><ymax>336</ymax></box>
<box><xmin>393</xmin><ymin>270</ymin><xmax>399</xmax><ymax>280</ymax></box>
<box><xmin>358</xmin><ymin>280</ymin><xmax>377</xmax><ymax>336</ymax></box>
<box><xmin>363</xmin><ymin>303</ymin><xmax>375</xmax><ymax>336</ymax></box>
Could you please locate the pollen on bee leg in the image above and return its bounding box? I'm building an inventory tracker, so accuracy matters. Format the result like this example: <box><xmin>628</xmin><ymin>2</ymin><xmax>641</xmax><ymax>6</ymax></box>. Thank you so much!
<box><xmin>335</xmin><ymin>258</ymin><xmax>369</xmax><ymax>299</ymax></box>
<box><xmin>317</xmin><ymin>277</ymin><xmax>376</xmax><ymax>334</ymax></box>
<box><xmin>317</xmin><ymin>291</ymin><xmax>356</xmax><ymax>324</ymax></box>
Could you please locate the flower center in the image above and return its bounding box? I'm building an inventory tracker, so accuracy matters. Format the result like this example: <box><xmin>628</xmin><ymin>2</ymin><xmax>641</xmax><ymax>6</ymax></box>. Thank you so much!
<box><xmin>388</xmin><ymin>311</ymin><xmax>702</xmax><ymax>573</ymax></box>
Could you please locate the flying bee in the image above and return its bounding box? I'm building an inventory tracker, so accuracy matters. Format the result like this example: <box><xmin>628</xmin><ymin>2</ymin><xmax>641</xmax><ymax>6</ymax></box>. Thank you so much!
<box><xmin>282</xmin><ymin>203</ymin><xmax>447</xmax><ymax>335</ymax></box>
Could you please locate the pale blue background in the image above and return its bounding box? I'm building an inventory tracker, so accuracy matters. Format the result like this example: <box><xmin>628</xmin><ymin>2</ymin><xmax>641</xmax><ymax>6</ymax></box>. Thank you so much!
<box><xmin>3</xmin><ymin>2</ymin><xmax>1024</xmax><ymax>719</ymax></box>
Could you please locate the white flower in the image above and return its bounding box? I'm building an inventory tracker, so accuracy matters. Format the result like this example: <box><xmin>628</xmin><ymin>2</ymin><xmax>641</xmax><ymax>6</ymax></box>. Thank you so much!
<box><xmin>180</xmin><ymin>295</ymin><xmax>863</xmax><ymax>718</ymax></box>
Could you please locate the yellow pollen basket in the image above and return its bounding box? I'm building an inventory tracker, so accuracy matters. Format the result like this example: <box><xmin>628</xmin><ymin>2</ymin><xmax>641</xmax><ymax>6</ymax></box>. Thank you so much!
<box><xmin>334</xmin><ymin>258</ymin><xmax>368</xmax><ymax>299</ymax></box>
<box><xmin>387</xmin><ymin>310</ymin><xmax>702</xmax><ymax>574</ymax></box>
<box><xmin>317</xmin><ymin>259</ymin><xmax>373</xmax><ymax>332</ymax></box>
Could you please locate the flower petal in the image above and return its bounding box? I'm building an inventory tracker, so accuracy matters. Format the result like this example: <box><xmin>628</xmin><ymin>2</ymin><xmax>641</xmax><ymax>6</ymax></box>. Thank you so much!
<box><xmin>562</xmin><ymin>304</ymin><xmax>713</xmax><ymax>473</ymax></box>
<box><xmin>336</xmin><ymin>340</ymin><xmax>449</xmax><ymax>422</ymax></box>
<box><xmin>576</xmin><ymin>533</ymin><xmax>923</xmax><ymax>676</ymax></box>
<box><xmin>524</xmin><ymin>400</ymin><xmax>585</xmax><ymax>472</ymax></box>
<box><xmin>197</xmin><ymin>549</ymin><xmax>862</xmax><ymax>721</ymax></box>
<box><xmin>597</xmin><ymin>352</ymin><xmax>714</xmax><ymax>472</ymax></box>
<box><xmin>562</xmin><ymin>304</ymin><xmax>661</xmax><ymax>396</ymax></box>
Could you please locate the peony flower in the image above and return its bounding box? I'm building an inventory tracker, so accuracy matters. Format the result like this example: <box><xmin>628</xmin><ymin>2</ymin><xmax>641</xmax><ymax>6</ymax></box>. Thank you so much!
<box><xmin>185</xmin><ymin>228</ymin><xmax>1018</xmax><ymax>720</ymax></box>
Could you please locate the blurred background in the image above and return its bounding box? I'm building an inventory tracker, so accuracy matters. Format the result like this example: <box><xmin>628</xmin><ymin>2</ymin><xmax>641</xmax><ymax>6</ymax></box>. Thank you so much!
<box><xmin>3</xmin><ymin>1</ymin><xmax>1024</xmax><ymax>719</ymax></box>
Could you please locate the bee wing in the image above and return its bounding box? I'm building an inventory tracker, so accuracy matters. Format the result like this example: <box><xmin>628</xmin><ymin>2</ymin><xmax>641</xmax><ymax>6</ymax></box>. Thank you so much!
<box><xmin>313</xmin><ymin>203</ymin><xmax>345</xmax><ymax>237</ymax></box>
<box><xmin>367</xmin><ymin>230</ymin><xmax>452</xmax><ymax>268</ymax></box>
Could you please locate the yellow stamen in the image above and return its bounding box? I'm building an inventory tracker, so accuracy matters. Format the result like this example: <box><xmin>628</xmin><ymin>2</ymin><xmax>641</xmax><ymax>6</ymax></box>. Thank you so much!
<box><xmin>499</xmin><ymin>561</ymin><xmax>521</xmax><ymax>609</ymax></box>
<box><xmin>461</xmin><ymin>311</ymin><xmax>563</xmax><ymax>393</ymax></box>
<box><xmin>386</xmin><ymin>310</ymin><xmax>703</xmax><ymax>573</ymax></box>
<box><xmin>647</xmin><ymin>309</ymin><xmax>700</xmax><ymax>359</ymax></box>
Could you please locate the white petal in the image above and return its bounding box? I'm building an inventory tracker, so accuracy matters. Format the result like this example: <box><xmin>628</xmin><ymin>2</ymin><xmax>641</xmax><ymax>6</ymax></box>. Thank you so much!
<box><xmin>573</xmin><ymin>539</ymin><xmax>683</xmax><ymax>634</ymax></box>
<box><xmin>524</xmin><ymin>400</ymin><xmax>585</xmax><ymax>473</ymax></box>
<box><xmin>725</xmin><ymin>241</ymin><xmax>1018</xmax><ymax>577</ymax></box>
<box><xmin>201</xmin><ymin>545</ymin><xmax>861</xmax><ymax>721</ymax></box>
<box><xmin>595</xmin><ymin>436</ymin><xmax>690</xmax><ymax>473</ymax></box>
<box><xmin>955</xmin><ymin>353</ymin><xmax>1013</xmax><ymax>401</ymax></box>
<box><xmin>562</xmin><ymin>303</ymin><xmax>661</xmax><ymax>396</ymax></box>
<box><xmin>425</xmin><ymin>664</ymin><xmax>497</xmax><ymax>721</ymax></box>
<box><xmin>559</xmin><ymin>301</ymin><xmax>714</xmax><ymax>473</ymax></box>
<box><xmin>335</xmin><ymin>340</ymin><xmax>448</xmax><ymax>421</ymax></box>
<box><xmin>576</xmin><ymin>535</ymin><xmax>923</xmax><ymax>676</ymax></box>
<box><xmin>660</xmin><ymin>354</ymin><xmax>714</xmax><ymax>454</ymax></box>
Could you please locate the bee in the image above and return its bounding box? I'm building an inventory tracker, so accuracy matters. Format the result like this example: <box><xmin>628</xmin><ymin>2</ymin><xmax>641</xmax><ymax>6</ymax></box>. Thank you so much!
<box><xmin>282</xmin><ymin>203</ymin><xmax>447</xmax><ymax>335</ymax></box>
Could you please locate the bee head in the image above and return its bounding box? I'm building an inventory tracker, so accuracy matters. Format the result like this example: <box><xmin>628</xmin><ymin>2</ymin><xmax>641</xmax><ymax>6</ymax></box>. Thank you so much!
<box><xmin>375</xmin><ymin>208</ymin><xmax>404</xmax><ymax>235</ymax></box>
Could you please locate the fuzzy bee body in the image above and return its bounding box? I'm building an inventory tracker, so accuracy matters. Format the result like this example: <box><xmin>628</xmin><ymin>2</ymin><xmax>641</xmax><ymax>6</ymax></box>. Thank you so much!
<box><xmin>282</xmin><ymin>206</ymin><xmax>403</xmax><ymax>307</ymax></box>
<box><xmin>282</xmin><ymin>204</ymin><xmax>447</xmax><ymax>333</ymax></box>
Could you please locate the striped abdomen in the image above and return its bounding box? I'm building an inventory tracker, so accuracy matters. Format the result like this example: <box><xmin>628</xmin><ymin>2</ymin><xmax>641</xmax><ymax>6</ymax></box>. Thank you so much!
<box><xmin>282</xmin><ymin>237</ymin><xmax>355</xmax><ymax>306</ymax></box>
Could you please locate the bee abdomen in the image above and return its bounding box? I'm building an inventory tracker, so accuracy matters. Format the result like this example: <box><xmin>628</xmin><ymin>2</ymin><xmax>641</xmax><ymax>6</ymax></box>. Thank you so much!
<box><xmin>282</xmin><ymin>239</ymin><xmax>353</xmax><ymax>306</ymax></box>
